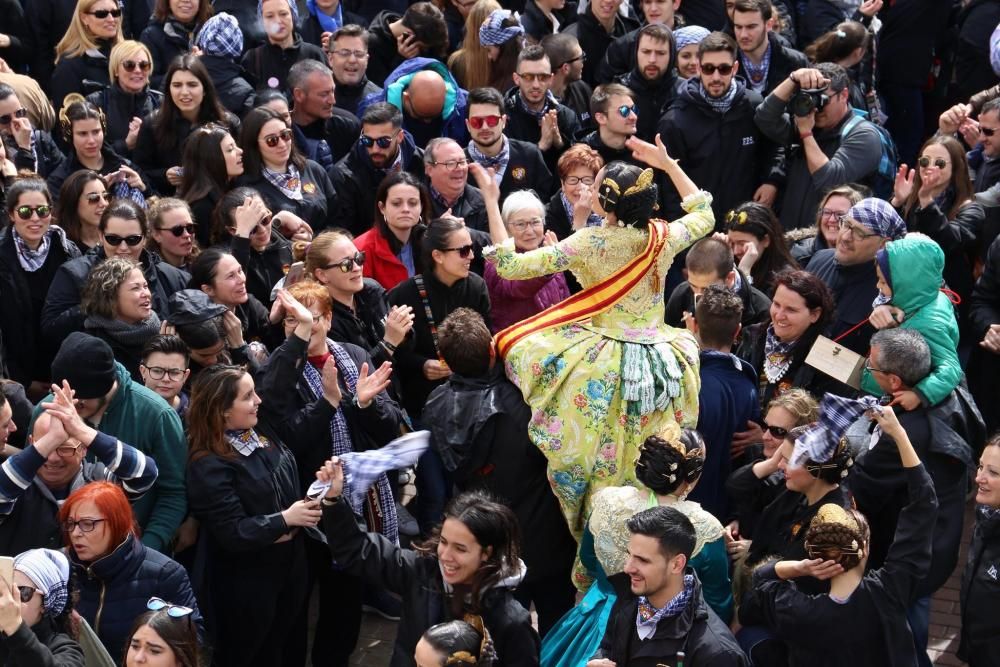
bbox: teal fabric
[860,235,961,405]
[694,537,734,624]
[384,60,458,119]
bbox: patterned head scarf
[791,393,881,468]
[674,26,710,51]
[195,13,244,59]
[479,10,524,47]
[14,549,71,617]
[846,198,906,241]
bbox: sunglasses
[516,72,553,83]
[147,597,194,618]
[0,108,27,125]
[88,8,122,18]
[982,127,997,137]
[468,115,502,130]
[617,104,638,118]
[763,423,789,439]
[917,156,948,169]
[700,63,735,76]
[104,233,144,246]
[159,223,196,237]
[14,205,51,220]
[360,134,393,149]
[262,128,294,148]
[85,192,112,204]
[321,251,366,273]
[442,244,474,259]
[16,586,37,603]
[122,59,151,72]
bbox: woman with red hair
[59,481,203,663]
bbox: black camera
[791,87,830,117]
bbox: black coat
[222,231,293,307]
[365,11,405,91]
[298,9,368,48]
[240,34,328,93]
[502,86,582,173]
[593,570,747,667]
[969,235,1000,432]
[333,76,383,118]
[139,18,199,90]
[200,54,256,119]
[86,85,164,156]
[597,21,682,85]
[564,7,640,86]
[237,159,339,232]
[960,502,1000,665]
[679,0,729,30]
[665,269,771,329]
[133,110,240,195]
[6,129,65,182]
[741,32,808,97]
[427,183,490,233]
[49,42,115,113]
[41,247,190,348]
[0,617,84,667]
[329,129,425,235]
[521,0,578,41]
[877,0,954,89]
[0,227,80,385]
[45,147,143,206]
[0,0,30,73]
[322,498,540,667]
[465,137,554,203]
[616,68,679,143]
[804,249,877,355]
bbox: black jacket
[565,6,640,86]
[222,231,292,307]
[333,76,383,118]
[521,0,579,41]
[388,271,491,418]
[133,110,240,195]
[877,0,954,89]
[804,249,877,355]
[139,18,199,90]
[502,86,582,172]
[238,159,339,232]
[665,269,771,329]
[366,11,405,89]
[45,146,143,206]
[659,78,782,223]
[465,137,555,203]
[329,129,425,235]
[86,85,164,156]
[617,68,679,143]
[41,247,190,348]
[0,227,80,385]
[740,32,808,97]
[322,498,540,667]
[597,20,683,85]
[6,130,65,179]
[427,183,489,233]
[298,8,367,48]
[49,42,114,113]
[0,617,84,667]
[680,0,729,31]
[593,570,746,667]
[953,0,1000,101]
[240,34,328,93]
[0,0,30,73]
[960,501,1000,665]
[200,54,256,119]
[294,110,362,170]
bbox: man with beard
[616,24,679,142]
[566,0,640,86]
[733,0,806,96]
[288,59,361,169]
[463,87,553,202]
[329,102,425,235]
[327,24,382,117]
[658,31,781,222]
[597,0,684,83]
[541,33,593,130]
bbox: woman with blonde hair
[51,0,124,113]
[447,0,503,91]
[85,40,163,155]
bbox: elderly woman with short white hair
[483,189,570,332]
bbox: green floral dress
[485,191,715,539]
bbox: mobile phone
[0,556,14,585]
[286,262,306,287]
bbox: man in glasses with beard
[463,87,553,202]
[329,102,426,235]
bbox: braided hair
[803,437,854,484]
[804,505,870,571]
[635,425,706,496]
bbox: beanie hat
[50,332,117,399]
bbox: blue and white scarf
[700,78,739,114]
[636,574,695,640]
[263,164,304,201]
[467,136,510,184]
[12,228,52,272]
[303,340,399,544]
[739,42,772,91]
[560,191,603,228]
[516,90,558,122]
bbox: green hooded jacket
[860,235,962,405]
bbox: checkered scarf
[516,90,558,122]
[263,164,304,201]
[636,574,694,640]
[791,393,881,468]
[225,428,270,456]
[700,77,739,114]
[303,340,399,544]
[467,136,510,183]
[195,12,243,59]
[479,10,524,46]
[109,179,147,209]
[12,227,52,272]
[339,432,428,510]
[739,42,771,89]
[763,324,798,384]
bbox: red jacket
[355,228,409,291]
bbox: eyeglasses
[159,223,196,237]
[430,158,468,170]
[981,127,997,137]
[763,423,789,439]
[328,48,369,59]
[55,442,85,458]
[143,365,187,380]
[700,62,735,76]
[85,192,112,204]
[88,8,122,18]
[836,217,878,241]
[16,586,37,603]
[918,156,948,169]
[562,53,586,66]
[820,208,849,219]
[14,205,51,220]
[517,72,553,83]
[617,104,638,118]
[360,134,394,149]
[320,251,366,273]
[864,357,885,373]
[262,129,294,148]
[0,108,27,125]
[563,175,595,186]
[509,217,544,232]
[442,244,474,258]
[122,60,151,72]
[468,115,502,130]
[104,233,144,246]
[147,597,194,618]
[62,518,105,533]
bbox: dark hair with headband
[724,201,798,294]
[124,607,202,666]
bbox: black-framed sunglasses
[917,156,948,169]
[700,63,735,76]
[0,108,27,125]
[16,585,37,604]
[147,597,194,618]
[982,127,997,137]
[85,192,112,204]
[104,233,144,247]
[360,134,393,149]
[14,205,51,220]
[616,104,638,118]
[763,423,789,439]
[122,59,151,72]
[88,8,122,18]
[262,128,294,148]
[322,251,366,273]
[442,244,474,259]
[159,223,196,237]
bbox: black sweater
[237,160,339,232]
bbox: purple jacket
[484,261,570,333]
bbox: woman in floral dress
[479,135,714,540]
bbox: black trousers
[294,535,363,667]
[513,574,577,639]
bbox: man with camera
[754,62,883,230]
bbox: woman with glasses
[50,0,123,115]
[545,144,605,241]
[789,185,864,266]
[178,123,244,245]
[56,170,110,251]
[188,248,271,344]
[140,0,214,90]
[237,107,338,232]
[43,199,190,351]
[211,187,292,307]
[723,201,799,296]
[133,54,239,196]
[124,598,202,667]
[149,198,199,270]
[0,178,81,397]
[59,481,202,664]
[85,41,164,157]
[0,549,83,666]
[483,190,569,332]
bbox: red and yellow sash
[494,219,669,358]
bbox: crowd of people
[1,0,1000,666]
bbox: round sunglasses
[122,59,151,72]
[917,156,948,169]
[616,104,638,118]
[360,134,393,149]
[14,205,51,220]
[85,192,112,204]
[262,129,294,148]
